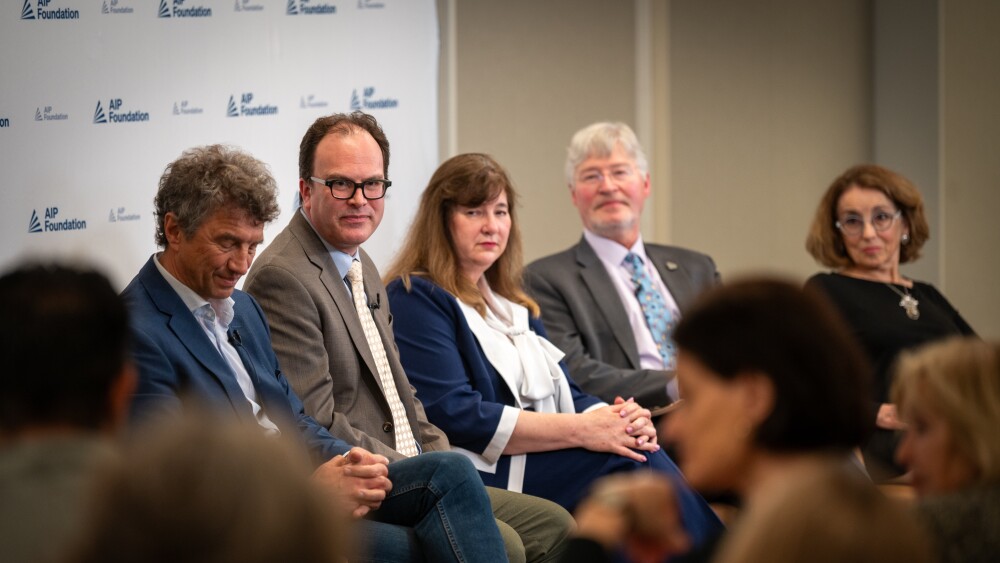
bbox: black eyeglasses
[309,176,391,200]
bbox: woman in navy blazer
[384,154,723,548]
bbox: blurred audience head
[665,277,872,493]
[0,261,133,436]
[806,163,929,268]
[892,336,1000,495]
[68,413,350,563]
[714,463,933,563]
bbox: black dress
[805,272,975,480]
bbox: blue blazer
[386,276,726,544]
[122,257,351,463]
[386,275,601,456]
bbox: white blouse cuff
[480,405,520,465]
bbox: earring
[902,233,910,244]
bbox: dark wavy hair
[673,278,873,452]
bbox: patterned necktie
[346,260,420,457]
[623,252,676,369]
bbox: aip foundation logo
[28,207,87,234]
[287,0,336,15]
[102,0,134,14]
[94,98,150,124]
[158,0,212,18]
[35,106,69,122]
[20,0,80,20]
[234,0,264,12]
[226,93,279,117]
[350,87,398,111]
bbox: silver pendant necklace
[885,283,920,320]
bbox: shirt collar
[299,208,358,279]
[583,229,649,267]
[153,253,234,326]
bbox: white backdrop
[0,0,439,288]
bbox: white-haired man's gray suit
[525,237,719,409]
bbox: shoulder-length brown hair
[384,153,539,317]
[805,164,929,268]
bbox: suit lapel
[139,259,258,425]
[647,246,695,313]
[289,214,385,392]
[574,238,642,368]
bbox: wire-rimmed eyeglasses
[835,209,901,236]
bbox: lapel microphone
[228,329,242,347]
[368,293,381,311]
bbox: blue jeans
[358,451,508,562]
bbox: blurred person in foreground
[662,278,874,561]
[0,262,134,563]
[121,144,508,562]
[67,413,350,563]
[558,472,690,563]
[383,152,723,549]
[713,462,932,563]
[805,164,975,481]
[892,336,1000,563]
[526,122,718,411]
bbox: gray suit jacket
[244,212,449,462]
[525,237,719,408]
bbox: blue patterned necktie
[623,252,676,369]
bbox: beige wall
[941,0,1000,338]
[667,0,873,280]
[440,0,638,259]
[440,0,999,338]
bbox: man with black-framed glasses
[245,112,573,563]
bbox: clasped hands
[582,396,660,462]
[312,447,392,518]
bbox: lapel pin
[665,261,679,271]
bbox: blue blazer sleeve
[387,277,603,454]
[234,295,355,463]
[386,277,514,455]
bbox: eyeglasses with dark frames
[309,176,391,200]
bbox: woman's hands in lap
[576,398,661,462]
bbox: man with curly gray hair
[123,144,509,562]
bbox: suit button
[382,422,393,433]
